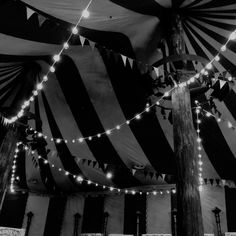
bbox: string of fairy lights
[10,142,176,195]
[2,3,236,125]
[195,101,204,191]
[3,0,93,124]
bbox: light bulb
[53,54,60,62]
[50,66,55,73]
[221,45,226,52]
[106,172,112,179]
[82,9,90,18]
[72,27,78,35]
[37,83,43,90]
[63,42,69,50]
[230,30,236,40]
[214,55,220,61]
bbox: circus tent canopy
[1,0,236,193]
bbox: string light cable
[4,0,93,124]
[12,142,176,195]
[3,10,236,124]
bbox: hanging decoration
[2,2,236,125]
[13,142,175,195]
[195,101,204,191]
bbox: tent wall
[0,186,230,235]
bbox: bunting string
[2,2,236,125]
[11,142,176,195]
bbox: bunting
[26,7,35,20]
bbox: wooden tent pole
[0,128,18,211]
[170,15,204,236]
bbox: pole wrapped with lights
[195,101,203,191]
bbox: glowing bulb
[228,121,233,128]
[126,120,130,125]
[56,139,61,143]
[206,63,212,69]
[59,168,62,171]
[196,109,200,114]
[217,118,221,122]
[156,101,160,106]
[33,90,38,96]
[116,125,120,130]
[206,112,211,117]
[72,27,78,35]
[145,107,150,112]
[106,130,111,135]
[198,161,203,166]
[43,75,48,82]
[228,76,233,81]
[88,136,92,140]
[214,55,220,61]
[79,138,83,143]
[65,171,69,176]
[197,119,201,124]
[53,54,60,62]
[110,187,114,191]
[44,160,48,164]
[230,30,236,40]
[76,176,83,182]
[190,77,195,83]
[72,139,75,143]
[29,96,34,102]
[50,66,55,73]
[63,42,69,50]
[221,45,226,52]
[82,9,90,18]
[200,69,205,74]
[106,172,113,179]
[164,92,169,97]
[97,134,101,138]
[153,191,157,195]
[131,190,136,195]
[172,189,176,194]
[135,114,141,120]
[37,83,43,90]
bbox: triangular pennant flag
[153,67,159,77]
[155,173,160,180]
[215,179,220,186]
[92,161,97,168]
[121,55,127,66]
[149,172,154,179]
[161,174,166,180]
[132,169,136,176]
[219,80,226,89]
[104,163,108,170]
[209,178,214,185]
[38,14,47,27]
[26,7,35,20]
[79,36,86,46]
[87,160,92,166]
[128,58,133,68]
[88,40,96,50]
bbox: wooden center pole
[170,15,204,236]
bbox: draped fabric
[0,0,236,193]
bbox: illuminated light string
[26,90,175,144]
[10,142,22,193]
[195,101,204,191]
[13,142,176,195]
[198,107,236,131]
[3,11,236,125]
[3,0,93,125]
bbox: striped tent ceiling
[1,0,236,193]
